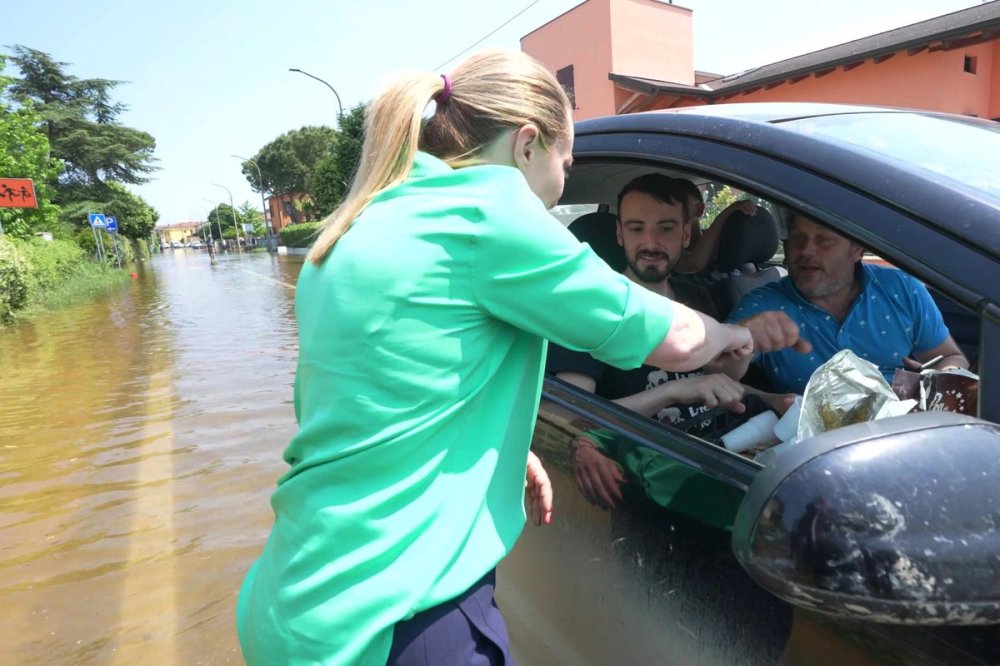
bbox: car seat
[713,208,785,319]
[567,211,626,272]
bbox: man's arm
[913,335,968,371]
[675,200,757,274]
[557,370,746,418]
[704,311,812,380]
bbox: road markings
[238,268,296,290]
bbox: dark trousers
[387,570,513,666]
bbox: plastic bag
[797,349,917,441]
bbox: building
[266,192,317,233]
[156,221,202,246]
[521,0,1000,121]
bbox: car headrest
[568,211,626,272]
[716,208,780,273]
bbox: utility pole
[211,184,243,254]
[232,154,274,252]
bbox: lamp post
[289,68,343,119]
[201,197,226,248]
[211,183,243,254]
[232,154,274,251]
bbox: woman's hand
[525,450,553,526]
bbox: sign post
[106,216,121,268]
[0,178,39,236]
[88,213,107,263]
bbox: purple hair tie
[436,74,452,105]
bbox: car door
[498,126,1000,665]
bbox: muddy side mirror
[733,411,1000,625]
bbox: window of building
[556,65,577,109]
[964,55,978,74]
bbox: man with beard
[547,174,799,508]
[727,213,968,395]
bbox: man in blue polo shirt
[727,214,967,394]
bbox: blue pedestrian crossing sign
[88,213,106,228]
[106,216,118,233]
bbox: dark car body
[498,104,1000,665]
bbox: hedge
[0,236,127,325]
[279,222,323,248]
[0,236,30,322]
[15,237,86,293]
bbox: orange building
[522,0,1000,121]
[266,192,317,233]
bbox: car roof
[573,103,1000,260]
[577,102,923,130]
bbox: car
[499,103,1000,665]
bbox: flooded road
[0,250,302,665]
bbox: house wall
[723,41,996,117]
[523,0,695,119]
[609,0,693,86]
[990,39,1000,119]
[522,0,615,120]
[267,193,315,233]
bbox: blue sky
[4,0,983,226]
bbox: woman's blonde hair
[306,49,572,263]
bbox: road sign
[106,216,118,233]
[0,178,38,209]
[88,213,106,228]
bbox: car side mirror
[733,411,1000,625]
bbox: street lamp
[211,183,243,254]
[289,68,343,119]
[201,197,226,246]
[231,153,274,249]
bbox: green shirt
[237,152,674,665]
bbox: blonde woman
[237,50,801,666]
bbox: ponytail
[307,50,572,264]
[307,72,443,263]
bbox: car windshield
[778,112,1000,199]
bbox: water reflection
[0,250,301,665]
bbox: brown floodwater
[0,250,303,665]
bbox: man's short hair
[617,174,688,224]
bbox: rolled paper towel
[772,396,803,443]
[721,410,779,453]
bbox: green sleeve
[472,168,674,370]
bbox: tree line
[237,104,366,228]
[1,46,159,253]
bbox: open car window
[547,159,986,468]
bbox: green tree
[56,183,159,242]
[237,201,265,235]
[8,46,158,189]
[243,126,335,196]
[0,56,64,238]
[313,104,366,216]
[207,203,239,238]
[6,46,158,227]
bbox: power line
[433,0,543,71]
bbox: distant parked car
[501,103,1000,666]
[189,240,205,249]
